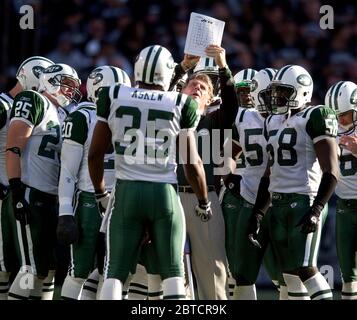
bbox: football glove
[57,215,78,245]
[247,212,263,248]
[296,205,322,234]
[95,191,110,216]
[195,200,212,222]
[9,178,30,225]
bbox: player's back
[97,84,199,184]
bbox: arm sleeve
[169,63,187,91]
[96,86,112,123]
[10,91,44,127]
[216,66,239,129]
[58,140,84,216]
[306,106,338,143]
[180,95,200,129]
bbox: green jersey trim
[306,105,338,141]
[96,86,111,122]
[180,95,199,129]
[63,110,89,145]
[10,90,45,127]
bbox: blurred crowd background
[0,0,356,104]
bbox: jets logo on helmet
[86,65,131,103]
[325,81,357,134]
[88,68,104,85]
[16,56,54,91]
[134,45,174,91]
[39,63,82,107]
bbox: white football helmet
[134,45,175,91]
[265,65,313,115]
[233,68,258,108]
[39,64,82,107]
[193,57,220,96]
[325,81,357,133]
[251,68,277,113]
[87,66,131,103]
[16,56,54,91]
[233,68,257,84]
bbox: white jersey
[11,90,62,194]
[233,108,268,204]
[266,105,338,196]
[336,128,357,199]
[0,92,13,185]
[97,85,200,184]
[61,102,115,192]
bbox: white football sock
[61,276,86,300]
[0,271,10,300]
[100,278,122,300]
[283,273,310,300]
[162,277,186,300]
[232,284,257,300]
[41,270,55,300]
[303,272,333,300]
[341,281,357,300]
[80,269,100,300]
[147,274,162,300]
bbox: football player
[0,56,54,299]
[325,81,357,299]
[6,63,81,299]
[57,66,130,299]
[249,65,338,300]
[88,45,210,300]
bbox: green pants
[336,197,357,283]
[221,190,280,285]
[0,195,20,273]
[269,192,328,272]
[69,190,103,278]
[105,180,185,283]
[221,190,243,276]
[14,187,58,277]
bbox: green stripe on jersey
[180,95,199,129]
[239,108,247,123]
[113,84,121,99]
[11,90,45,126]
[306,106,337,140]
[63,110,89,145]
[96,86,111,120]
